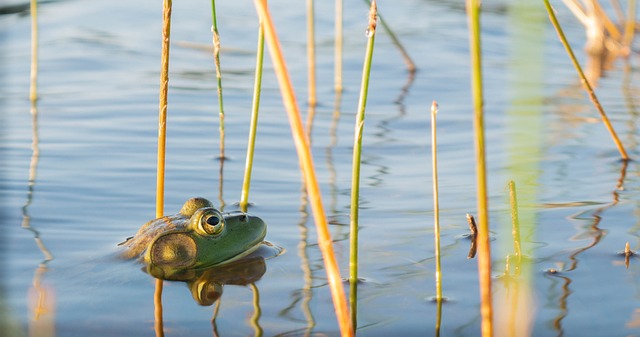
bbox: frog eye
[201,213,224,235]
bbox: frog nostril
[239,214,248,222]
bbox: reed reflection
[149,252,270,337]
[22,99,55,337]
[545,159,628,335]
[279,187,317,336]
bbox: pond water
[3,0,640,336]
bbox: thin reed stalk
[211,0,226,160]
[362,0,416,73]
[29,0,38,103]
[431,101,443,336]
[240,22,265,213]
[335,0,343,93]
[466,0,493,336]
[349,1,377,330]
[252,1,353,335]
[307,0,317,108]
[544,0,630,161]
[431,101,443,301]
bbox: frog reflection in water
[119,197,267,270]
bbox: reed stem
[431,101,443,337]
[431,101,443,301]
[154,2,172,334]
[252,1,353,335]
[544,0,630,161]
[211,0,226,160]
[240,21,265,213]
[349,2,377,330]
[466,0,493,335]
[29,0,38,103]
[156,0,172,219]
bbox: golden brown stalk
[252,1,353,335]
[156,0,172,218]
[155,1,172,335]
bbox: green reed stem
[362,0,416,73]
[431,101,443,337]
[240,22,265,213]
[431,101,443,301]
[253,1,353,335]
[349,1,377,330]
[335,0,343,93]
[544,0,629,161]
[466,0,493,336]
[211,0,226,160]
[307,0,317,108]
[29,0,38,103]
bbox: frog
[119,197,267,270]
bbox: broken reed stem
[349,1,377,330]
[508,181,522,266]
[29,0,38,103]
[362,0,416,73]
[335,0,343,93]
[252,1,353,335]
[431,101,443,301]
[211,0,226,160]
[240,21,265,213]
[307,0,317,107]
[465,0,493,336]
[544,0,629,161]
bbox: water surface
[3,0,640,336]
